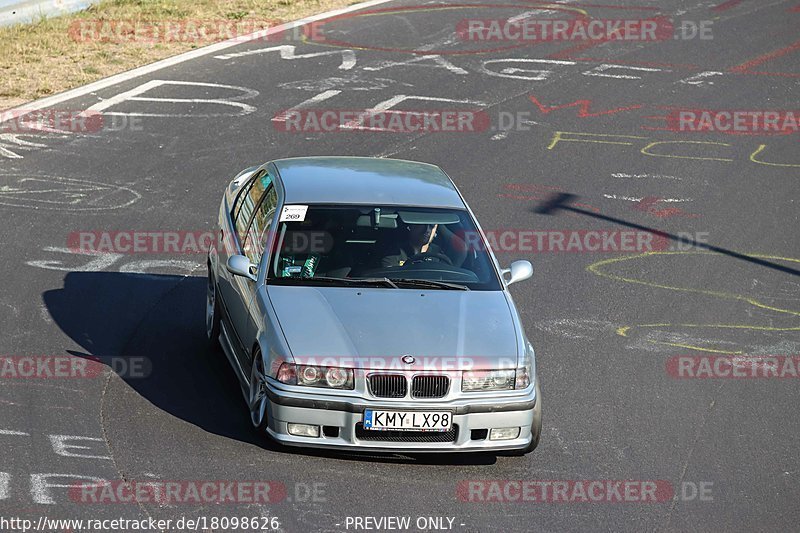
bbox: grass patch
[0,0,358,110]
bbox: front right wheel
[249,352,270,433]
[206,265,221,347]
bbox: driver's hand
[420,224,438,254]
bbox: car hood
[266,286,519,370]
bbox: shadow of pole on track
[534,192,800,277]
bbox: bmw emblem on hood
[401,355,415,365]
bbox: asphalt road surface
[1,0,799,531]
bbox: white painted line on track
[611,173,682,180]
[603,194,693,202]
[0,429,30,436]
[215,44,357,71]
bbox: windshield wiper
[387,278,470,291]
[271,276,468,290]
[272,276,398,288]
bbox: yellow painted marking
[646,340,743,355]
[547,131,648,150]
[637,324,800,332]
[750,144,800,168]
[588,251,800,318]
[588,251,800,352]
[538,130,794,170]
[640,141,734,162]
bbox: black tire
[249,351,271,434]
[206,265,221,348]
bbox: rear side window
[234,170,272,247]
[243,187,278,265]
[232,170,260,223]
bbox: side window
[231,178,251,223]
[243,186,278,266]
[234,170,272,247]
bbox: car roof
[271,157,466,209]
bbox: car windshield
[267,205,502,291]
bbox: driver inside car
[380,222,466,268]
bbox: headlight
[462,369,516,391]
[276,363,354,390]
[323,367,351,388]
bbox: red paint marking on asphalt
[574,202,602,213]
[529,95,642,117]
[499,185,601,213]
[570,58,800,77]
[633,197,662,212]
[730,39,800,72]
[640,114,672,132]
[330,3,527,17]
[633,197,700,219]
[789,4,800,12]
[527,2,660,10]
[498,193,544,202]
[500,192,599,213]
[711,0,744,12]
[548,36,614,60]
[653,207,701,219]
[321,2,589,56]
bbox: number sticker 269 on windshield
[280,205,308,222]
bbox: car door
[219,169,273,365]
[235,182,279,369]
[239,184,278,368]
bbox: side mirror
[503,260,533,286]
[226,255,257,282]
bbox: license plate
[363,410,452,432]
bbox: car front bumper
[261,382,541,453]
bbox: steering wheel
[407,252,453,266]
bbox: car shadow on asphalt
[43,271,501,466]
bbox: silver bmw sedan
[207,157,541,454]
